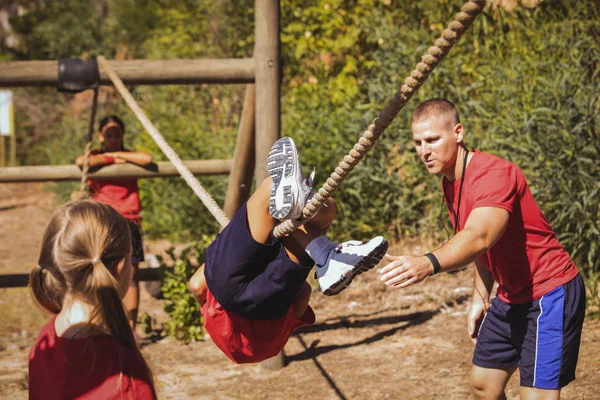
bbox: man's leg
[471,365,516,400]
[519,387,560,400]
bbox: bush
[158,235,215,343]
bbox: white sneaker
[267,137,314,220]
[316,236,388,296]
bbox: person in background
[76,115,152,331]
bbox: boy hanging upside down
[188,137,388,363]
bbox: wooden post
[255,0,286,370]
[0,136,5,167]
[254,0,280,183]
[223,85,256,218]
[9,95,15,166]
[9,110,15,166]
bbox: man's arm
[380,206,509,288]
[467,259,495,342]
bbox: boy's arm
[105,151,153,166]
[188,264,207,306]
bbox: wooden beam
[254,0,281,183]
[0,59,255,87]
[223,85,256,218]
[0,159,232,183]
[0,268,162,289]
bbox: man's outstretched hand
[379,254,433,289]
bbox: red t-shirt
[29,317,154,400]
[442,150,579,303]
[88,150,141,224]
[201,288,315,364]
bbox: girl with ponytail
[28,200,156,399]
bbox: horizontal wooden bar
[0,159,232,183]
[0,268,162,289]
[0,58,255,87]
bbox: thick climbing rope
[96,0,485,236]
[96,56,231,228]
[73,87,99,200]
[273,0,487,238]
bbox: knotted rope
[273,0,487,238]
[72,87,99,200]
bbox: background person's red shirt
[88,150,142,224]
[442,150,579,303]
[201,288,315,364]
[29,316,154,400]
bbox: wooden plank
[0,59,255,87]
[254,0,281,183]
[0,268,162,289]
[223,85,256,218]
[0,159,232,183]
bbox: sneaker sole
[267,137,299,220]
[322,239,389,296]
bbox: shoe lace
[335,240,363,253]
[303,168,316,202]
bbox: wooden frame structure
[0,0,280,285]
[0,0,287,369]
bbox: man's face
[412,115,462,177]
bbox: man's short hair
[411,98,460,128]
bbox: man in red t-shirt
[380,99,585,399]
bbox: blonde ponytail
[30,200,156,398]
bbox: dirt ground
[0,183,599,399]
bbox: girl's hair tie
[91,257,99,265]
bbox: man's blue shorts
[473,273,586,389]
[204,202,313,321]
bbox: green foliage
[584,270,600,319]
[9,0,105,59]
[7,0,599,311]
[158,236,214,343]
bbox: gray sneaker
[316,236,389,296]
[267,137,314,221]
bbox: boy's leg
[246,178,277,244]
[282,199,335,318]
[282,197,336,266]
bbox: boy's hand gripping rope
[273,0,487,238]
